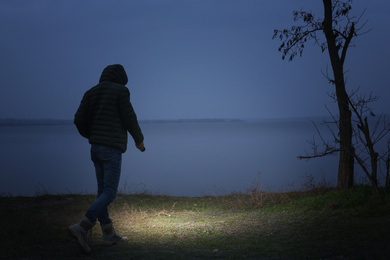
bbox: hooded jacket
[74,64,144,153]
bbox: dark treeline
[0,118,73,127]
[0,118,244,127]
[140,118,244,124]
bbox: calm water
[0,120,368,197]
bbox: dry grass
[1,186,390,259]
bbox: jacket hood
[99,64,128,85]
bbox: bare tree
[298,90,390,195]
[349,93,390,194]
[273,0,368,188]
[385,140,390,192]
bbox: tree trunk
[337,106,354,188]
[323,0,354,188]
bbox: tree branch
[340,22,355,65]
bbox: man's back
[74,64,144,153]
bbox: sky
[0,0,389,121]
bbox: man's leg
[87,144,128,245]
[86,144,122,225]
[69,144,125,252]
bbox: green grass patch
[1,186,389,259]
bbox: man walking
[69,64,145,253]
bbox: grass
[1,185,389,259]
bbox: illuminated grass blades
[1,186,390,259]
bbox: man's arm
[74,93,91,138]
[118,88,144,146]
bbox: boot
[69,217,95,253]
[100,222,128,245]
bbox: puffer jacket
[74,64,144,153]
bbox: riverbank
[1,185,389,259]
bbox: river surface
[0,120,372,196]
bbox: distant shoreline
[0,118,245,127]
[0,118,74,127]
[0,116,342,127]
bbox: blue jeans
[85,144,122,225]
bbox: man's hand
[136,142,145,152]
